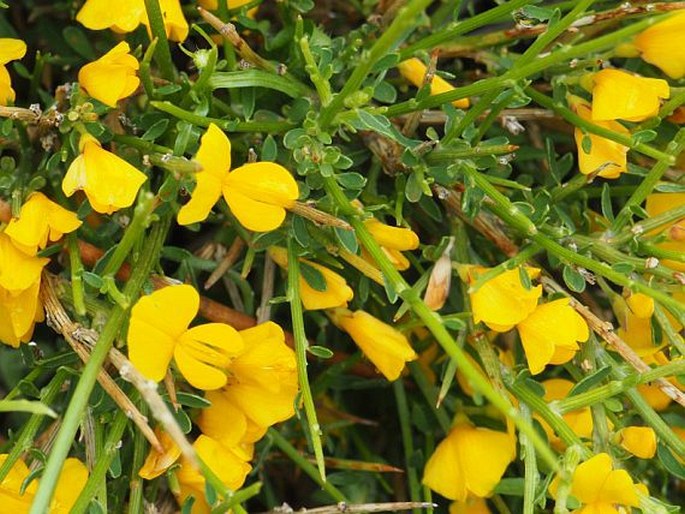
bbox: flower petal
[195,123,231,179]
[76,0,145,32]
[51,458,89,514]
[177,171,223,225]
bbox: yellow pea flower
[549,453,641,514]
[0,455,88,513]
[423,416,516,501]
[0,38,26,105]
[78,42,140,108]
[4,192,81,255]
[613,293,666,357]
[616,426,657,459]
[199,390,266,448]
[539,378,593,451]
[571,97,630,178]
[174,435,251,513]
[397,58,470,109]
[633,11,685,79]
[592,69,670,122]
[516,298,589,375]
[62,134,147,215]
[0,231,47,347]
[364,217,420,270]
[331,308,417,381]
[77,0,188,42]
[139,428,182,480]
[459,265,541,332]
[178,123,299,232]
[127,284,245,390]
[269,246,354,310]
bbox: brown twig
[204,237,246,290]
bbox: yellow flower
[174,435,251,514]
[0,38,26,105]
[539,379,593,450]
[211,321,298,428]
[571,98,630,178]
[178,123,299,232]
[139,428,182,480]
[269,246,354,310]
[460,265,541,332]
[364,218,420,270]
[633,11,685,79]
[645,193,685,271]
[127,284,245,390]
[591,69,670,122]
[516,298,589,375]
[199,390,266,448]
[4,192,81,255]
[613,293,666,357]
[617,426,657,459]
[423,417,516,501]
[449,498,491,514]
[0,232,47,347]
[332,308,417,381]
[397,58,470,109]
[77,0,188,42]
[549,453,641,514]
[78,42,140,108]
[0,455,88,513]
[62,134,147,214]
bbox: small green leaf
[657,443,685,479]
[335,226,358,254]
[308,345,334,359]
[0,399,57,417]
[175,392,212,408]
[568,366,612,396]
[562,265,586,293]
[581,134,592,154]
[601,183,614,222]
[141,119,169,141]
[300,262,327,292]
[611,262,635,274]
[336,172,366,190]
[82,271,104,289]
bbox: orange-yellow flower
[549,453,641,514]
[139,428,183,480]
[78,42,140,107]
[62,134,147,214]
[0,455,88,513]
[516,298,589,375]
[364,217,420,270]
[397,58,470,109]
[459,265,541,332]
[331,308,417,381]
[633,11,685,79]
[423,416,516,501]
[617,426,657,459]
[127,284,245,390]
[269,246,354,310]
[4,192,81,255]
[77,0,188,42]
[0,38,26,105]
[539,378,593,450]
[592,69,670,122]
[571,97,630,178]
[178,123,299,232]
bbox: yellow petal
[76,139,146,214]
[397,58,469,109]
[174,323,244,390]
[337,309,417,381]
[194,123,231,179]
[198,390,249,447]
[0,39,26,65]
[423,425,467,501]
[617,426,657,459]
[625,292,655,319]
[222,321,298,427]
[127,285,199,382]
[573,102,630,178]
[4,192,81,254]
[51,458,89,514]
[449,498,491,514]
[223,162,298,209]
[78,42,140,107]
[142,0,189,42]
[364,218,420,251]
[0,454,34,509]
[76,0,145,32]
[634,11,685,79]
[645,192,685,236]
[139,428,182,479]
[0,233,48,294]
[177,171,223,225]
[592,69,670,122]
[176,435,251,492]
[539,379,593,450]
[0,281,42,347]
[0,65,15,105]
[222,187,287,232]
[299,260,354,310]
[467,266,542,329]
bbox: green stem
[323,176,560,472]
[609,127,685,234]
[520,405,538,514]
[526,87,675,163]
[653,304,685,355]
[71,408,130,513]
[267,428,346,502]
[286,240,326,482]
[608,202,685,246]
[319,0,434,127]
[393,381,422,514]
[67,233,86,317]
[143,0,175,81]
[127,402,148,514]
[29,216,170,514]
[425,144,519,163]
[300,34,333,106]
[409,362,452,433]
